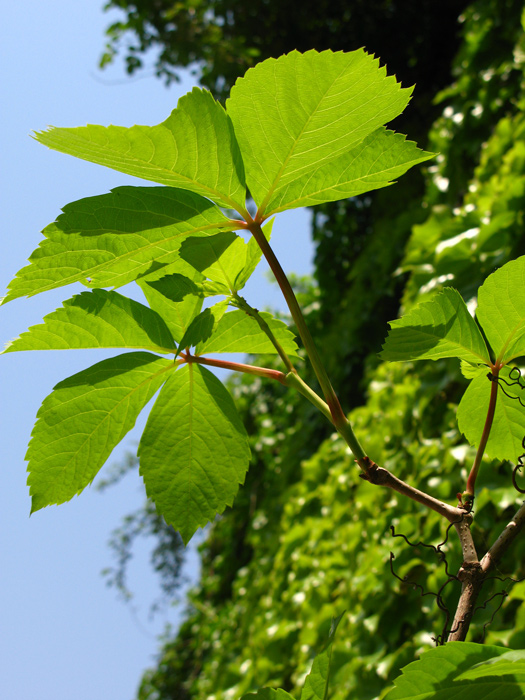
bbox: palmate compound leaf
[27,352,174,513]
[476,255,525,363]
[197,309,299,356]
[380,287,490,364]
[263,128,435,215]
[226,49,413,214]
[3,289,176,354]
[138,363,251,544]
[383,642,525,700]
[34,88,246,210]
[457,364,525,462]
[2,187,235,303]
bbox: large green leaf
[197,309,298,356]
[457,365,525,461]
[226,49,412,213]
[27,352,173,512]
[2,187,234,302]
[34,88,246,210]
[477,256,525,363]
[384,642,525,700]
[264,129,434,215]
[139,272,204,344]
[381,288,490,363]
[3,289,175,354]
[138,363,251,544]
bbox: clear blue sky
[1,2,312,699]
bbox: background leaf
[384,642,524,700]
[197,309,298,356]
[300,613,343,700]
[138,363,251,544]
[476,255,525,363]
[241,691,294,700]
[34,88,246,210]
[381,287,490,363]
[226,49,412,213]
[265,129,434,215]
[457,365,525,461]
[2,187,233,303]
[27,352,173,513]
[3,289,175,354]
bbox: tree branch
[481,499,525,574]
[359,462,461,522]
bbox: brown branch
[481,500,525,574]
[447,500,525,640]
[360,462,462,522]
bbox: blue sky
[1,3,313,699]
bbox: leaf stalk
[231,292,297,374]
[246,220,366,460]
[465,367,500,496]
[182,352,288,385]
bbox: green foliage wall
[94,1,525,698]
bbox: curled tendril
[474,572,525,640]
[474,591,508,642]
[512,435,525,494]
[389,518,464,645]
[488,367,525,407]
[487,370,525,493]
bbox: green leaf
[2,187,234,302]
[197,309,298,356]
[227,49,412,213]
[457,365,525,461]
[27,352,173,512]
[240,691,294,700]
[3,290,175,354]
[34,88,246,210]
[384,642,524,700]
[139,272,204,344]
[177,300,229,356]
[381,288,490,364]
[476,255,525,363]
[138,363,251,543]
[460,360,487,380]
[456,649,525,681]
[179,232,248,292]
[301,613,343,700]
[179,220,274,292]
[264,128,435,215]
